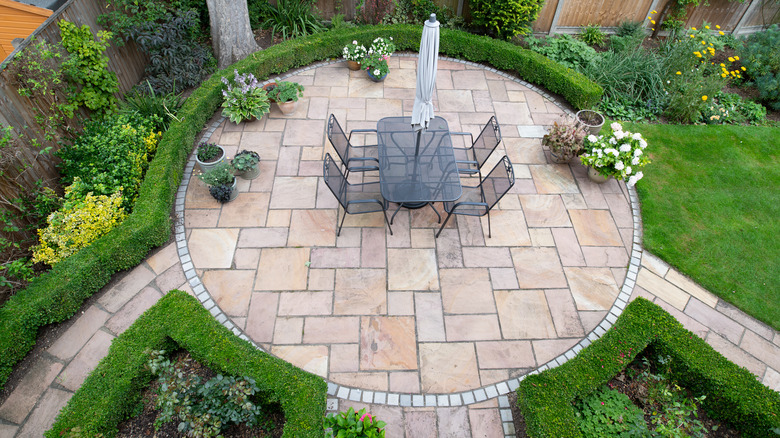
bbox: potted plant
[576,109,605,135]
[364,37,395,82]
[268,81,304,115]
[194,142,225,173]
[232,150,261,180]
[579,122,651,185]
[342,40,368,70]
[324,407,386,437]
[262,81,278,102]
[221,69,271,124]
[198,161,238,203]
[542,120,586,163]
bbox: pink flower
[360,412,373,422]
[601,402,605,405]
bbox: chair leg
[435,212,454,238]
[487,210,492,238]
[336,206,348,236]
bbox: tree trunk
[206,0,260,69]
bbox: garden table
[376,116,462,223]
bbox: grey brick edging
[174,57,643,436]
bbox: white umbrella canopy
[411,13,440,133]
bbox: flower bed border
[516,297,780,438]
[0,24,603,390]
[45,290,326,438]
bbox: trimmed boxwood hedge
[0,24,603,390]
[45,290,327,438]
[516,298,780,438]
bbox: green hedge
[46,290,327,438]
[0,24,603,390]
[516,298,780,437]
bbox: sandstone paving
[7,59,780,438]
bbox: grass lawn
[625,123,779,330]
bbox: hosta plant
[221,70,270,124]
[580,122,650,185]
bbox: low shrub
[261,0,326,39]
[575,386,648,437]
[516,298,780,438]
[741,24,780,111]
[470,0,545,40]
[32,190,127,266]
[57,112,162,212]
[0,24,602,391]
[525,34,598,70]
[121,81,185,132]
[700,92,767,125]
[128,9,215,94]
[46,290,327,438]
[578,24,606,47]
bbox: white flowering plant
[342,40,367,62]
[363,51,390,78]
[369,36,395,57]
[579,122,651,186]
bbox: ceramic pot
[228,178,239,202]
[367,69,387,82]
[587,166,610,184]
[346,60,361,71]
[549,149,572,164]
[277,100,297,115]
[576,110,605,135]
[195,146,225,173]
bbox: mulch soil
[116,350,285,438]
[510,353,742,437]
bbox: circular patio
[180,55,639,410]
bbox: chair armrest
[448,131,474,147]
[347,128,378,145]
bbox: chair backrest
[327,114,350,164]
[480,155,515,211]
[472,116,502,169]
[323,153,348,208]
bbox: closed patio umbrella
[411,13,440,146]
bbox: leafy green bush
[700,92,767,125]
[324,407,386,437]
[46,290,327,438]
[579,24,606,47]
[381,0,462,29]
[57,113,162,211]
[129,9,215,94]
[470,0,544,40]
[32,190,127,266]
[261,0,325,40]
[99,0,208,43]
[581,49,665,115]
[741,24,780,110]
[615,20,645,37]
[575,386,648,437]
[146,350,267,437]
[516,298,780,438]
[57,21,119,118]
[526,34,597,70]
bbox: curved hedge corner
[45,290,327,438]
[516,298,780,438]
[0,24,603,390]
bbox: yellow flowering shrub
[32,189,127,266]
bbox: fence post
[733,0,761,35]
[549,0,566,35]
[645,0,663,29]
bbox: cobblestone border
[174,56,643,437]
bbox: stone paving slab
[3,58,779,438]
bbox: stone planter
[195,146,225,173]
[238,165,261,180]
[576,110,605,135]
[549,148,574,164]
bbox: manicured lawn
[626,123,779,330]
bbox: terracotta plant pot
[262,82,278,102]
[576,110,605,135]
[277,100,297,115]
[346,60,361,71]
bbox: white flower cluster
[342,40,368,61]
[580,122,650,186]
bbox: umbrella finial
[429,13,437,23]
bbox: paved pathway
[0,57,777,438]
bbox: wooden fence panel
[685,0,751,31]
[533,0,560,32]
[746,0,780,26]
[556,0,655,28]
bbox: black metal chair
[327,114,379,177]
[450,116,502,177]
[435,155,515,238]
[323,153,393,236]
